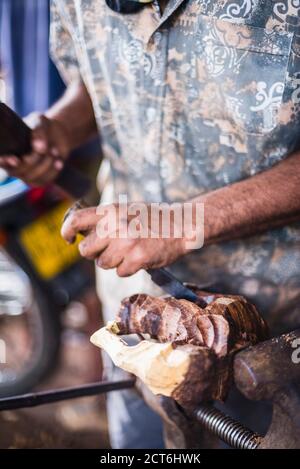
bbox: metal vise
[139,329,300,449]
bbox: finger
[51,147,60,157]
[78,231,110,260]
[33,115,68,160]
[0,156,20,169]
[26,114,64,161]
[10,153,45,179]
[32,129,49,155]
[117,259,140,277]
[51,139,69,160]
[24,155,59,185]
[23,152,42,166]
[96,239,133,269]
[53,158,64,171]
[116,244,147,277]
[61,207,99,243]
[6,156,20,167]
[31,115,51,154]
[0,161,16,171]
[24,153,63,175]
[51,147,65,164]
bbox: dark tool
[234,328,300,449]
[139,328,300,449]
[0,102,91,199]
[0,379,135,411]
[147,267,207,308]
[138,380,262,450]
[194,405,260,449]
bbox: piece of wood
[91,324,231,408]
[113,292,269,356]
[91,291,269,407]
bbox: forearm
[193,151,300,246]
[45,80,98,151]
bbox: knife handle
[0,103,91,199]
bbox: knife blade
[147,267,207,308]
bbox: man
[1,0,300,448]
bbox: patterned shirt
[50,0,300,332]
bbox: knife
[62,201,210,308]
[0,102,91,199]
[147,267,207,308]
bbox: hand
[0,113,72,186]
[61,203,189,277]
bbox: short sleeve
[49,0,82,85]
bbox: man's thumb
[30,115,50,154]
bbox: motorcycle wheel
[0,252,61,397]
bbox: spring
[194,405,261,449]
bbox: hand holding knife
[63,199,209,306]
[0,102,91,199]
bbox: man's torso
[51,0,300,331]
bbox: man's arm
[0,80,97,185]
[198,150,300,246]
[61,149,300,277]
[45,80,98,151]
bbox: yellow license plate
[20,201,81,280]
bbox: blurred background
[0,0,108,448]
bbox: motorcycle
[0,171,94,397]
